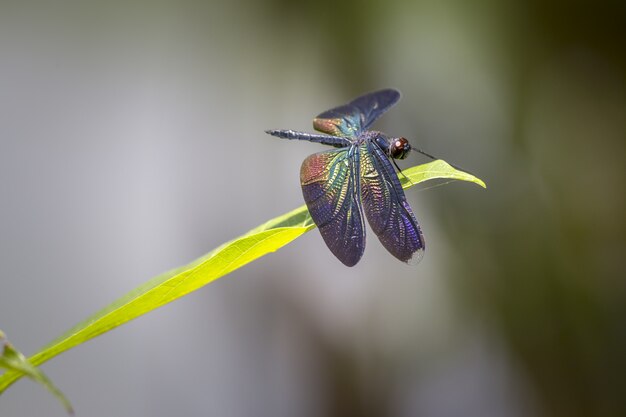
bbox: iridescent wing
[313,89,401,138]
[360,141,425,263]
[300,147,365,266]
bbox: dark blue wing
[313,89,401,138]
[360,140,425,264]
[300,146,365,266]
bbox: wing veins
[360,139,424,263]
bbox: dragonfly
[266,89,425,266]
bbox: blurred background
[1,0,624,416]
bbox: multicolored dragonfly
[266,89,424,266]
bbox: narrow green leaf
[0,160,484,393]
[400,159,487,189]
[0,331,73,414]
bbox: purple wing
[300,147,365,266]
[360,141,425,264]
[313,89,401,138]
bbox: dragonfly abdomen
[266,129,350,148]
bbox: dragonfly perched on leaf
[267,89,428,267]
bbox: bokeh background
[1,0,624,416]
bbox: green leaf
[0,160,484,393]
[0,330,73,414]
[400,159,487,189]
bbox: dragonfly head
[389,137,412,160]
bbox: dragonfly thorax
[369,132,412,160]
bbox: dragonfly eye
[390,137,411,159]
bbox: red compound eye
[390,137,411,159]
